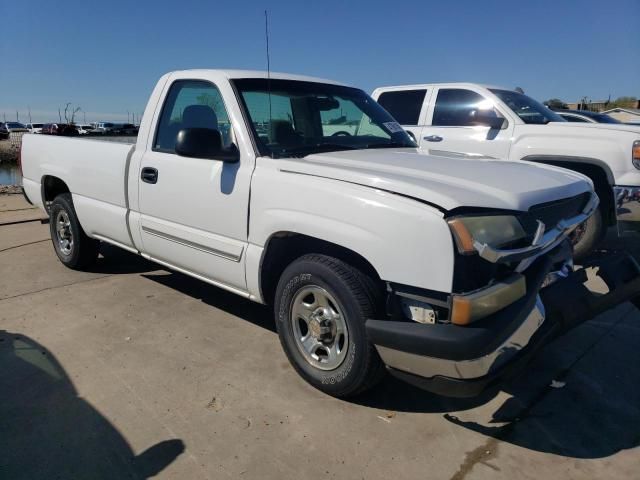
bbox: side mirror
[471,111,507,130]
[175,128,239,162]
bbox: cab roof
[169,69,350,87]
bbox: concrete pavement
[1,194,638,479]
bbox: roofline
[372,82,512,92]
[168,69,351,87]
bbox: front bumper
[366,250,640,397]
[614,185,640,235]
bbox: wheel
[570,204,605,261]
[274,254,385,397]
[49,193,99,269]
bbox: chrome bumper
[376,296,545,380]
[614,185,640,235]
[473,192,599,264]
[368,252,640,398]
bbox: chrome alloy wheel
[290,285,349,371]
[55,210,74,256]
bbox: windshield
[7,122,26,129]
[490,89,565,125]
[233,78,416,158]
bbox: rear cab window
[377,89,427,126]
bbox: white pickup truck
[372,83,640,258]
[20,70,640,398]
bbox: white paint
[21,70,593,305]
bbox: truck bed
[21,133,136,249]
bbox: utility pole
[28,106,32,123]
[83,111,86,123]
[16,111,19,122]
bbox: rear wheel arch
[259,232,384,307]
[41,175,71,212]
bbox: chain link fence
[0,133,25,163]
[9,132,26,150]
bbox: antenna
[265,10,273,157]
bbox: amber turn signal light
[448,218,476,254]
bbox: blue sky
[1,0,638,123]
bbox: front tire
[274,254,385,397]
[49,193,99,269]
[570,204,605,260]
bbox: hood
[548,121,640,134]
[277,149,592,212]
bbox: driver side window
[432,89,496,127]
[154,80,231,153]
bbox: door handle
[423,135,443,142]
[141,167,158,184]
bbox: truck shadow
[137,247,639,460]
[80,244,158,275]
[441,320,640,459]
[142,271,277,333]
[0,330,185,479]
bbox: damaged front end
[366,192,640,397]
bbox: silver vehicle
[26,123,44,134]
[76,124,95,135]
[93,122,117,134]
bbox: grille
[528,192,591,231]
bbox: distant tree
[608,96,638,109]
[63,103,81,124]
[545,98,567,109]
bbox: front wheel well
[259,232,383,306]
[528,160,615,226]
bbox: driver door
[137,79,253,292]
[421,88,513,159]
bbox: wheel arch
[522,155,616,226]
[259,231,383,306]
[41,175,71,212]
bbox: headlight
[633,140,640,170]
[447,215,529,255]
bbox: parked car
[41,123,79,136]
[25,123,44,134]
[4,122,29,133]
[372,83,640,258]
[554,109,622,124]
[0,122,9,140]
[113,123,138,135]
[76,124,95,135]
[92,122,117,134]
[20,70,640,399]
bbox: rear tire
[49,193,99,269]
[274,254,385,397]
[570,204,605,261]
